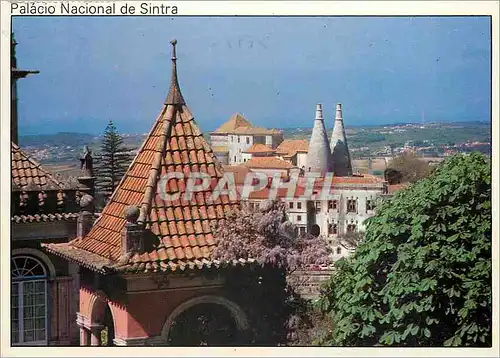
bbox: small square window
[297,202,302,209]
[328,200,338,210]
[297,215,302,222]
[289,202,294,209]
[328,223,338,235]
[347,199,357,213]
[366,199,375,212]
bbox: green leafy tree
[318,153,491,347]
[95,120,133,204]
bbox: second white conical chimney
[330,103,352,176]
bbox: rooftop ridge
[138,105,175,224]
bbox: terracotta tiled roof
[387,183,410,194]
[11,142,66,191]
[212,113,253,133]
[275,139,309,156]
[12,213,79,223]
[44,41,240,274]
[222,165,251,185]
[243,144,275,154]
[242,156,293,170]
[211,113,281,135]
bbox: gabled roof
[211,113,282,135]
[242,156,293,170]
[44,40,241,274]
[222,165,250,185]
[243,143,275,154]
[11,142,66,191]
[275,139,309,156]
[212,113,253,133]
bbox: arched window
[11,256,48,345]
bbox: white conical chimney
[305,104,333,174]
[330,103,352,176]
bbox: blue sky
[13,16,491,135]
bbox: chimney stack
[305,104,333,174]
[77,145,96,196]
[77,194,95,238]
[330,103,353,176]
[122,206,144,254]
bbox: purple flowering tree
[212,200,332,271]
[212,200,332,345]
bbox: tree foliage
[94,120,133,204]
[387,152,433,183]
[318,153,491,347]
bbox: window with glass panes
[11,256,48,345]
[347,199,357,213]
[328,223,338,235]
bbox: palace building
[220,102,387,263]
[210,113,283,165]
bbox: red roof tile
[242,144,275,154]
[275,139,309,156]
[11,142,66,191]
[242,156,293,170]
[388,183,410,194]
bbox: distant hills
[19,132,98,148]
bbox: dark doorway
[100,305,115,346]
[167,303,239,346]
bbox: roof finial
[165,38,185,105]
[171,38,177,60]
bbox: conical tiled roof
[44,41,241,273]
[330,103,353,176]
[305,104,332,174]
